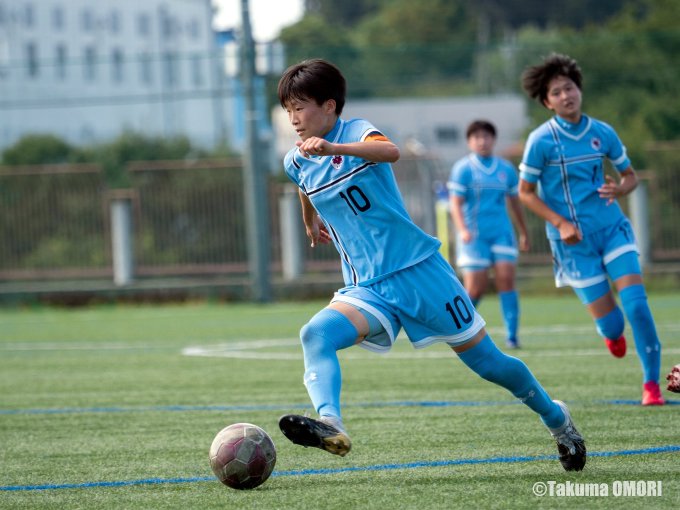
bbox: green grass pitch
[1,294,679,509]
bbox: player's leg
[279,303,365,456]
[494,261,520,348]
[491,235,521,348]
[550,236,626,357]
[462,269,488,308]
[394,253,585,471]
[456,237,491,307]
[573,281,627,358]
[453,330,585,471]
[607,253,663,405]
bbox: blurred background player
[519,53,664,406]
[448,120,530,349]
[276,58,586,471]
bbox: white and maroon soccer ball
[209,423,276,490]
[667,364,680,393]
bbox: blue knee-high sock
[458,335,564,428]
[499,290,519,342]
[595,306,625,340]
[619,285,661,383]
[300,309,357,419]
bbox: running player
[519,53,664,406]
[276,58,586,471]
[448,120,530,348]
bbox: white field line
[3,323,679,360]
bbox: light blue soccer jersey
[520,115,631,240]
[283,118,441,287]
[447,154,518,240]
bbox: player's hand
[597,175,622,206]
[297,137,336,158]
[518,233,530,252]
[306,215,331,247]
[460,229,473,243]
[558,220,582,245]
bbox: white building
[0,0,232,151]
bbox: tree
[1,134,76,165]
[513,0,680,166]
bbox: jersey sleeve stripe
[519,163,542,176]
[611,152,628,166]
[447,182,466,193]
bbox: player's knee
[300,308,358,352]
[300,318,328,354]
[595,306,625,340]
[619,284,649,322]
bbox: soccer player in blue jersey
[519,53,664,406]
[448,120,530,349]
[276,58,586,471]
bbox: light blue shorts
[331,252,486,353]
[549,218,639,289]
[456,230,518,271]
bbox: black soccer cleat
[279,414,352,457]
[550,400,586,471]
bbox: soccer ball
[209,423,277,490]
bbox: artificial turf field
[1,294,679,509]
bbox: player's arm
[297,135,399,163]
[597,167,638,205]
[519,179,582,245]
[298,189,331,247]
[507,195,530,252]
[449,195,472,243]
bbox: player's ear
[324,99,336,114]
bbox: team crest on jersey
[331,155,343,169]
[591,137,602,151]
[498,170,507,183]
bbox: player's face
[543,75,582,123]
[467,130,495,157]
[284,97,337,141]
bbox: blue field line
[0,400,521,415]
[2,445,678,492]
[1,398,677,416]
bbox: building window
[26,42,38,78]
[84,46,96,81]
[53,6,64,30]
[161,13,174,38]
[112,48,123,82]
[435,125,460,143]
[25,4,34,28]
[0,39,8,79]
[188,19,200,40]
[163,51,179,86]
[137,13,150,36]
[56,44,67,80]
[82,9,93,31]
[191,53,203,87]
[139,52,153,85]
[110,10,120,34]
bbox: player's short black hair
[466,120,497,139]
[521,53,583,106]
[277,59,346,115]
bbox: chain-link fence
[2,150,680,286]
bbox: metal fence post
[279,184,304,281]
[110,191,135,286]
[629,178,651,268]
